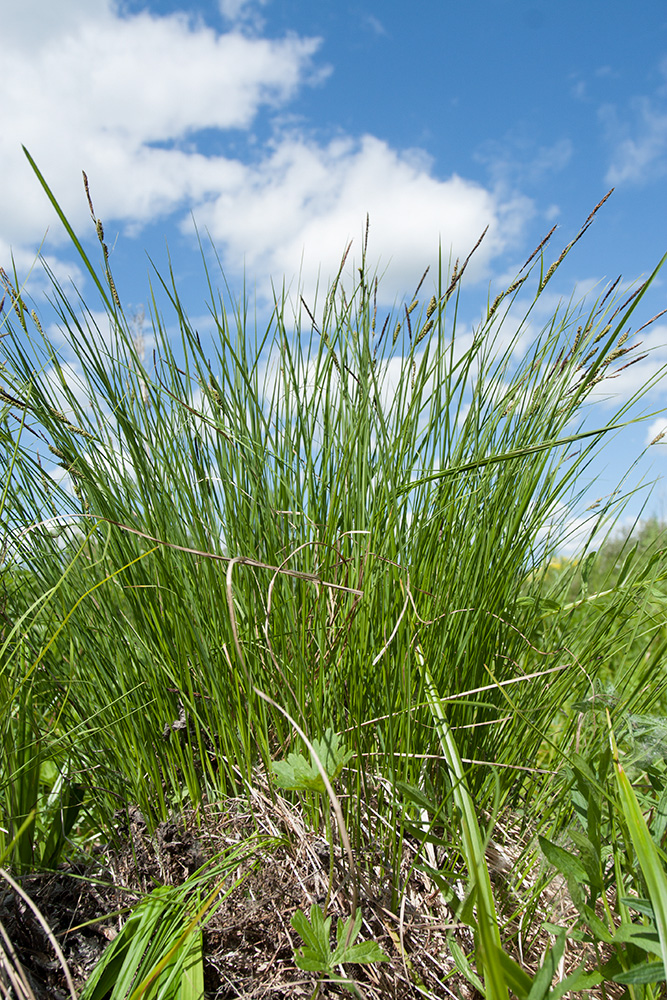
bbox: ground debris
[0,783,614,999]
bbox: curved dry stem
[0,868,76,1000]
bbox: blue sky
[2,0,667,546]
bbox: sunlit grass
[2,158,667,994]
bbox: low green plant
[532,711,667,996]
[271,728,353,796]
[270,724,389,992]
[291,904,389,996]
[418,648,597,1000]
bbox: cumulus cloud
[193,134,532,305]
[1,2,323,242]
[1,0,531,309]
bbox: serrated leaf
[337,940,390,965]
[311,729,353,782]
[271,752,324,793]
[272,730,352,794]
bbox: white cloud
[0,1,531,310]
[588,323,667,406]
[1,0,108,47]
[218,0,270,29]
[1,2,323,246]
[483,137,573,188]
[193,135,532,305]
[601,60,667,185]
[602,100,667,185]
[0,237,87,310]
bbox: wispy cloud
[218,0,271,30]
[601,59,667,185]
[476,136,573,190]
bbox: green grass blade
[418,646,508,1000]
[22,146,116,314]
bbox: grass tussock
[2,153,667,996]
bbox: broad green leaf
[332,910,389,965]
[272,751,326,793]
[568,829,603,894]
[334,909,363,952]
[420,654,508,1000]
[613,922,662,957]
[293,953,330,973]
[638,549,663,582]
[581,551,596,590]
[396,780,439,815]
[447,933,485,994]
[538,836,589,885]
[616,541,638,586]
[526,928,566,1000]
[579,903,612,943]
[488,944,533,1000]
[176,931,204,1000]
[80,900,162,1000]
[612,960,666,985]
[311,729,354,783]
[272,730,352,794]
[620,897,655,919]
[547,965,603,1000]
[476,892,512,1000]
[337,940,390,965]
[291,905,332,960]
